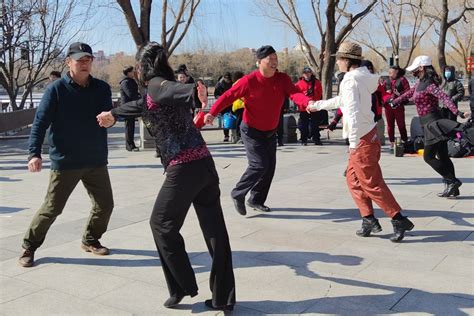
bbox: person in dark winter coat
[214,72,233,141]
[97,43,235,311]
[19,42,114,268]
[441,65,465,121]
[120,66,141,151]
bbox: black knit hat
[256,45,276,59]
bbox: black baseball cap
[67,42,93,60]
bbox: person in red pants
[307,42,414,242]
[383,65,410,148]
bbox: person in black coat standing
[441,65,465,121]
[120,66,141,151]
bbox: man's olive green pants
[22,166,114,251]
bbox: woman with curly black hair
[97,42,235,311]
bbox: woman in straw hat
[307,42,414,242]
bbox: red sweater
[209,70,310,131]
[294,76,322,112]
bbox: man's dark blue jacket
[29,74,112,170]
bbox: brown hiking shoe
[19,249,35,267]
[81,242,110,256]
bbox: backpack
[404,139,416,154]
[447,139,471,158]
[413,136,424,151]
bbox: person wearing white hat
[391,55,470,198]
[307,42,413,242]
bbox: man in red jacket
[204,45,312,215]
[294,67,323,145]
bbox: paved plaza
[0,103,473,315]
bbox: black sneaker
[232,196,246,216]
[247,201,271,212]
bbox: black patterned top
[112,77,210,170]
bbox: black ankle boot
[390,216,414,242]
[437,179,449,197]
[442,179,462,198]
[356,217,382,237]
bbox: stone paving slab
[1,103,473,315]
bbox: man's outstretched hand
[97,111,116,128]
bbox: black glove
[328,121,337,131]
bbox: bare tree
[116,0,201,56]
[445,19,473,78]
[420,0,473,71]
[0,0,92,111]
[351,0,434,69]
[257,0,377,98]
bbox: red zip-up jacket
[294,76,322,112]
[209,70,310,131]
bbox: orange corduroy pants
[346,128,401,218]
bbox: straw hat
[332,42,363,60]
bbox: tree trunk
[437,27,447,72]
[437,1,449,71]
[8,94,18,112]
[323,1,337,99]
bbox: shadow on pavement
[0,206,26,214]
[385,177,474,185]
[0,176,22,182]
[254,207,474,228]
[32,251,473,315]
[33,250,363,280]
[234,275,473,315]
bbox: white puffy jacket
[310,67,379,148]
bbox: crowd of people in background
[19,40,473,312]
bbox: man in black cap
[204,45,313,215]
[19,42,115,267]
